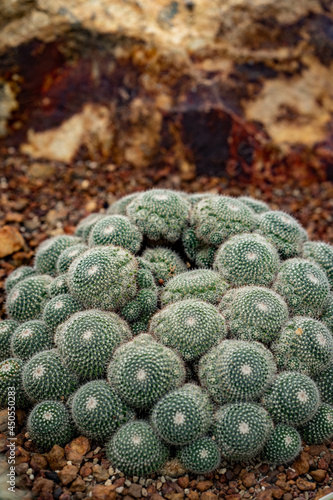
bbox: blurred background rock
[0,0,333,182]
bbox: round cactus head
[27,400,74,451]
[161,269,229,307]
[191,196,256,246]
[75,213,106,242]
[88,215,143,254]
[57,310,132,380]
[299,403,333,445]
[5,266,36,294]
[150,299,227,361]
[0,358,28,409]
[67,245,139,310]
[273,258,330,317]
[257,210,304,258]
[22,349,79,404]
[0,320,19,361]
[151,384,213,445]
[35,235,81,276]
[262,371,320,426]
[199,340,276,404]
[302,241,333,288]
[214,233,280,287]
[10,320,53,362]
[314,365,333,405]
[106,420,169,476]
[177,436,221,474]
[56,243,89,274]
[126,189,190,242]
[107,193,139,216]
[47,274,69,297]
[142,247,187,284]
[107,334,186,409]
[71,379,134,442]
[6,275,53,322]
[218,286,289,344]
[213,402,273,461]
[261,424,302,464]
[238,196,270,215]
[272,316,333,376]
[42,294,82,332]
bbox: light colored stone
[0,225,25,258]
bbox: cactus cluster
[2,189,333,475]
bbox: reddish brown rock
[30,453,48,472]
[91,484,117,500]
[165,493,184,500]
[69,477,86,492]
[0,225,25,258]
[308,445,328,456]
[317,458,329,470]
[177,476,189,489]
[151,495,165,500]
[92,464,109,483]
[241,472,256,488]
[201,493,218,500]
[31,477,54,495]
[45,445,67,470]
[196,481,213,492]
[291,452,310,476]
[0,434,9,453]
[57,464,79,485]
[271,487,284,499]
[311,470,327,483]
[80,462,93,477]
[127,483,143,498]
[6,445,30,465]
[64,436,91,465]
[186,491,200,500]
[296,478,316,491]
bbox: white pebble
[139,477,145,485]
[156,481,162,490]
[104,479,112,486]
[93,447,101,454]
[29,474,34,480]
[132,476,139,483]
[26,468,32,475]
[160,476,166,483]
[116,486,124,494]
[108,467,115,475]
[142,488,148,497]
[125,479,132,487]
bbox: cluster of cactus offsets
[273,258,330,317]
[257,211,306,258]
[127,189,190,243]
[150,299,226,360]
[56,243,89,274]
[71,380,134,441]
[151,384,213,445]
[0,320,19,360]
[161,269,229,306]
[27,400,74,450]
[4,266,36,293]
[218,286,289,344]
[35,235,81,276]
[199,340,276,404]
[57,310,132,380]
[10,320,53,361]
[262,371,320,426]
[142,247,187,284]
[302,241,333,288]
[22,349,79,403]
[261,424,302,464]
[0,358,27,408]
[272,317,333,376]
[213,403,274,461]
[2,189,333,473]
[6,275,53,322]
[107,334,186,409]
[214,233,280,287]
[89,215,143,253]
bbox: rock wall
[1,0,333,182]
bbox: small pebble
[116,486,124,494]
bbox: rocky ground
[0,151,333,499]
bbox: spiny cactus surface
[2,190,333,475]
